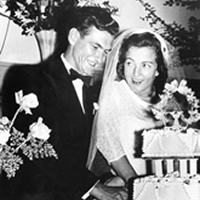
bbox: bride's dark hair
[116,32,168,96]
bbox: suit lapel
[43,58,85,115]
[42,57,97,135]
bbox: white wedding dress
[87,28,185,176]
[95,80,158,175]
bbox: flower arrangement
[0,90,57,178]
[0,0,118,35]
[151,79,200,130]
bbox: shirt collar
[61,53,73,74]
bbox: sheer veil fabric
[86,28,184,171]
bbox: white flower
[29,117,51,141]
[14,10,24,19]
[77,0,95,7]
[16,2,26,10]
[26,0,33,5]
[176,79,187,94]
[165,79,187,94]
[15,90,39,114]
[21,18,35,27]
[24,25,35,35]
[0,129,10,145]
[0,90,57,178]
[93,102,99,114]
[0,117,9,125]
[165,79,178,93]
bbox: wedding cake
[132,80,200,200]
[133,173,200,200]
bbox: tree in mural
[137,0,200,70]
[0,0,118,60]
[0,0,118,35]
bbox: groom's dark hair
[54,6,119,57]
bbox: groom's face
[69,26,114,76]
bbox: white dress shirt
[61,54,99,199]
[61,54,85,113]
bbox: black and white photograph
[0,0,199,199]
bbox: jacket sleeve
[1,64,99,198]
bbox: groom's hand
[91,182,128,200]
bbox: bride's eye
[125,60,134,67]
[142,63,152,69]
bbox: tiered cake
[133,80,200,200]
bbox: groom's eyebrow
[94,42,112,55]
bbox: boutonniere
[93,102,99,115]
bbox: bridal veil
[87,28,184,171]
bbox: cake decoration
[133,80,200,200]
[151,79,200,130]
[142,80,200,158]
[133,172,200,200]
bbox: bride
[87,29,182,185]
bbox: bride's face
[124,46,158,98]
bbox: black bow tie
[69,69,92,87]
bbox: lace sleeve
[96,85,125,163]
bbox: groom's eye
[103,49,110,55]
[92,44,99,50]
[90,42,99,51]
[90,42,110,55]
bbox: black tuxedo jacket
[0,57,100,200]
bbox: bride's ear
[68,28,81,45]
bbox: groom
[0,6,127,200]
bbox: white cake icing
[142,127,200,158]
[133,173,200,200]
